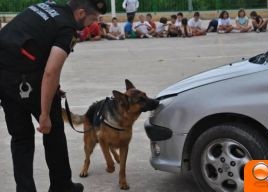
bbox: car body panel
[147,59,268,174]
[150,133,186,173]
[151,70,268,134]
[157,60,268,98]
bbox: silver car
[144,53,268,192]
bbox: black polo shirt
[0,3,79,73]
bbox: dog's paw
[106,166,115,173]
[120,182,130,190]
[79,171,89,178]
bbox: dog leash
[64,96,110,133]
[64,97,90,133]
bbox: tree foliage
[193,0,267,10]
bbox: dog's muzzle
[142,99,159,112]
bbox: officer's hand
[37,115,52,134]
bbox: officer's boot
[48,182,84,192]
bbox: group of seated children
[125,14,166,38]
[78,16,125,41]
[164,12,207,37]
[207,9,268,33]
[77,9,268,42]
[125,12,207,38]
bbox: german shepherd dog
[62,80,159,190]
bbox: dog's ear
[113,90,127,101]
[125,79,136,90]
[113,90,129,109]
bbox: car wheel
[191,123,268,192]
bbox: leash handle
[64,97,87,134]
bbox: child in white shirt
[135,15,153,38]
[107,17,125,40]
[155,17,168,37]
[168,15,180,37]
[188,12,206,36]
[218,10,233,33]
[175,12,183,28]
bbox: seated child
[135,15,153,38]
[235,9,251,32]
[107,17,125,40]
[180,18,192,37]
[175,12,183,28]
[98,16,110,37]
[218,10,233,33]
[207,19,218,32]
[124,17,137,38]
[78,21,102,41]
[188,12,206,36]
[250,11,268,33]
[168,15,180,37]
[155,17,168,37]
[146,13,156,36]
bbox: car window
[249,52,268,65]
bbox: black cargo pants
[0,70,72,192]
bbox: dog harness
[65,96,125,133]
[93,97,126,131]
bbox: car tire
[190,123,268,192]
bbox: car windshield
[249,52,268,65]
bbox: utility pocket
[21,39,37,62]
[19,37,44,71]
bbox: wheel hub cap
[201,139,252,192]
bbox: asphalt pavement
[0,31,267,192]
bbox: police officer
[0,0,106,191]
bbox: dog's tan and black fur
[62,80,159,190]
